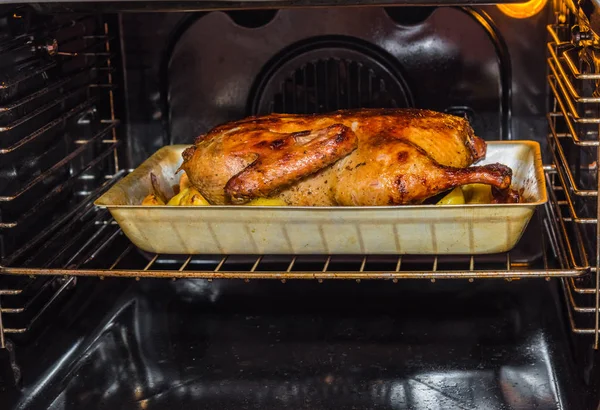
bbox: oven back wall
[120,6,549,167]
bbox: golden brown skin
[180,108,511,206]
[225,124,357,203]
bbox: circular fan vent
[249,36,414,115]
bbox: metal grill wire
[0,196,586,279]
[271,58,403,114]
[250,37,415,116]
[547,0,600,347]
[0,10,120,339]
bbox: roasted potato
[247,198,287,206]
[167,187,210,206]
[142,193,165,206]
[436,187,465,205]
[437,183,495,205]
[462,183,492,204]
[179,187,210,206]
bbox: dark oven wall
[120,5,550,167]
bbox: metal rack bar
[569,277,597,294]
[547,17,600,343]
[0,267,583,280]
[561,279,597,334]
[143,255,159,271]
[0,121,118,202]
[178,256,192,272]
[547,76,599,146]
[109,245,134,270]
[539,211,550,272]
[560,266,599,335]
[562,46,600,80]
[0,141,120,229]
[544,172,590,269]
[0,298,5,348]
[56,37,116,59]
[0,62,56,90]
[548,68,600,125]
[0,86,95,133]
[0,33,33,54]
[0,77,72,113]
[286,256,297,273]
[550,189,598,335]
[0,97,98,154]
[546,128,598,225]
[546,23,564,47]
[101,21,120,174]
[0,14,92,56]
[547,44,600,103]
[359,256,367,272]
[547,114,597,197]
[565,279,599,312]
[595,130,600,348]
[250,256,263,273]
[7,277,61,314]
[0,291,21,296]
[3,277,75,334]
[0,56,115,116]
[547,25,600,80]
[43,211,110,268]
[545,203,567,265]
[322,256,332,273]
[214,257,227,272]
[0,308,23,314]
[0,13,123,342]
[81,228,122,265]
[3,170,124,266]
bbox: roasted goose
[180,108,515,206]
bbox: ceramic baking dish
[95,141,547,255]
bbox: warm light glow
[497,0,547,19]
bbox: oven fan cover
[249,36,414,116]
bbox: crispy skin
[225,124,357,203]
[180,108,511,205]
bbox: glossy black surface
[118,5,549,166]
[1,4,599,410]
[1,278,595,409]
[0,12,118,258]
[167,7,511,145]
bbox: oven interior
[0,1,600,408]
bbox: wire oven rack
[547,0,600,347]
[0,188,585,280]
[0,169,591,341]
[0,10,121,363]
